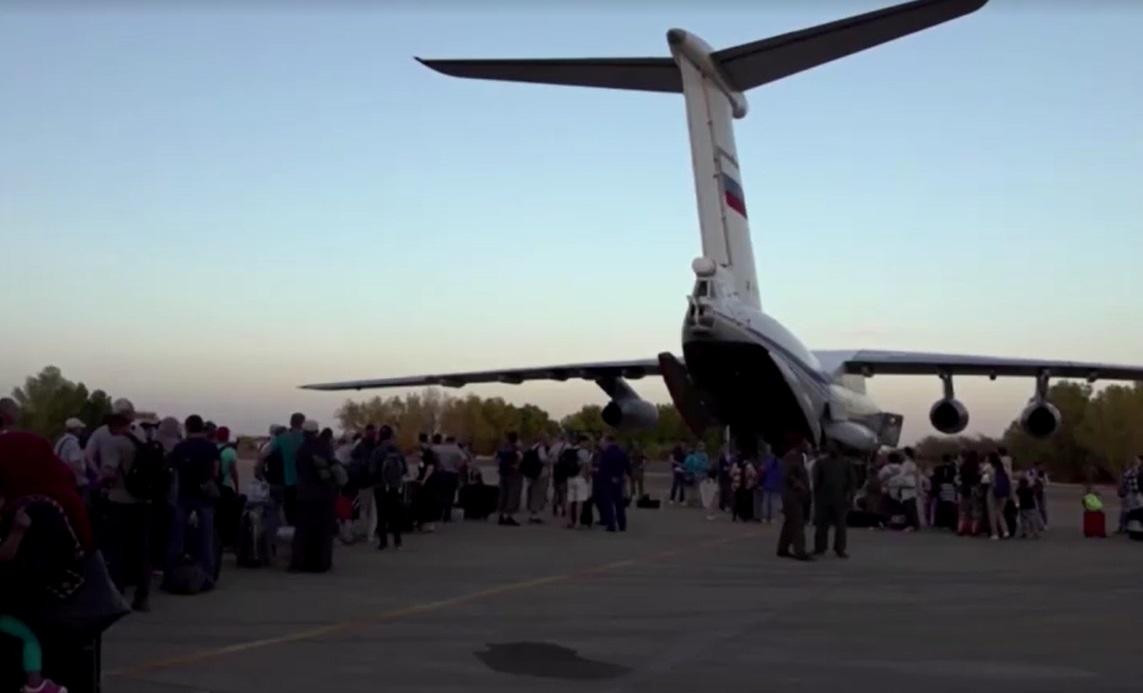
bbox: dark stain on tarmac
[475,642,630,680]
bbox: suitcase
[236,506,271,567]
[1082,510,1106,538]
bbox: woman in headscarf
[0,426,93,693]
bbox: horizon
[3,1,1141,441]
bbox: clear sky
[2,1,1141,439]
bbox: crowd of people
[3,388,1142,691]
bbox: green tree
[10,366,102,439]
[1074,382,1143,477]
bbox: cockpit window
[694,280,709,297]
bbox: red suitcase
[1083,510,1106,538]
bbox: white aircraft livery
[303,0,1143,455]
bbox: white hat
[302,419,320,433]
[112,398,135,416]
[65,417,85,430]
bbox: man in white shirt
[55,417,89,490]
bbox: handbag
[29,550,130,639]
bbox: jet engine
[1020,400,1060,439]
[601,395,659,430]
[929,398,969,434]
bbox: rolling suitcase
[1082,510,1106,538]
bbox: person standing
[54,417,90,494]
[595,434,630,532]
[898,448,921,532]
[290,420,338,572]
[716,446,734,513]
[812,444,857,558]
[370,425,407,550]
[92,399,156,610]
[261,413,305,526]
[524,437,552,524]
[730,454,757,522]
[549,436,570,518]
[685,443,711,511]
[164,414,220,592]
[668,444,687,504]
[435,435,465,524]
[565,436,592,529]
[777,435,812,561]
[983,453,1010,540]
[1028,461,1049,528]
[628,445,647,500]
[496,432,523,526]
[759,449,783,523]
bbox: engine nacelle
[601,396,659,430]
[929,398,969,434]
[1020,400,1060,438]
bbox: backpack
[124,435,172,502]
[264,445,284,486]
[378,447,407,490]
[521,447,543,480]
[555,447,580,482]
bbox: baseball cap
[112,398,135,416]
[65,417,86,430]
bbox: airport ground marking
[107,527,764,678]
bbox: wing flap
[818,349,1143,382]
[713,0,987,91]
[300,358,663,392]
[416,57,681,93]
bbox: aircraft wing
[816,350,1143,382]
[299,359,663,392]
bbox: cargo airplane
[303,0,1143,455]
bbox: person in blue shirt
[684,444,710,488]
[759,450,784,523]
[594,434,630,532]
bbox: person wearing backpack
[163,414,221,592]
[551,437,575,518]
[370,425,407,550]
[92,400,157,611]
[523,438,551,525]
[496,432,524,527]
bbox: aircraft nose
[666,28,688,46]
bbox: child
[1081,485,1107,538]
[1,502,67,693]
[1015,477,1041,539]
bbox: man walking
[812,443,857,558]
[777,434,812,561]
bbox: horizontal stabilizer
[416,1,986,94]
[416,57,681,93]
[714,0,988,91]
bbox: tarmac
[103,476,1142,693]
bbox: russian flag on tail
[721,173,747,218]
